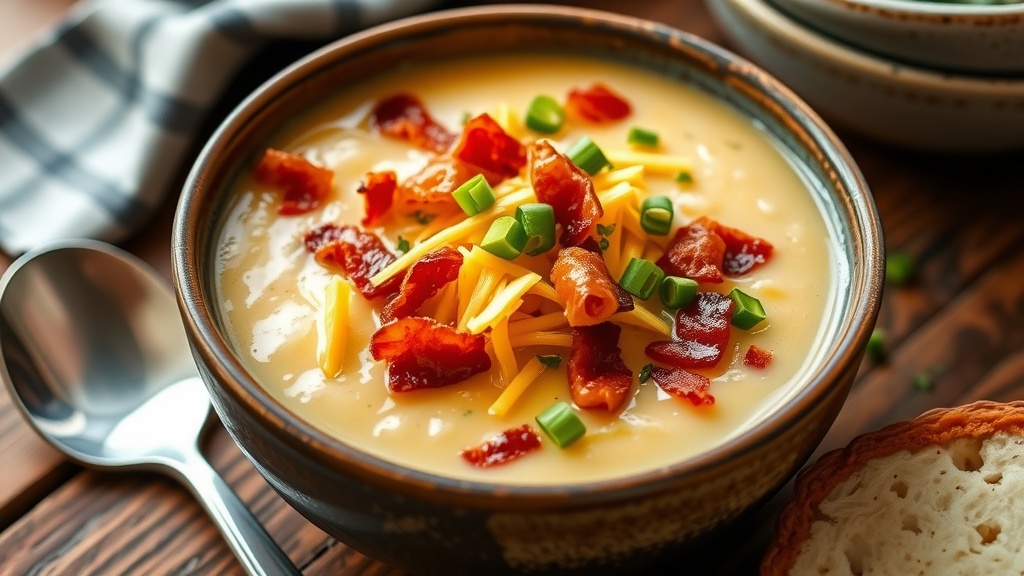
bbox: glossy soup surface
[216,53,837,484]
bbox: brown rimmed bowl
[172,5,883,574]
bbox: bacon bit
[303,224,402,300]
[744,344,773,369]
[645,292,734,369]
[530,141,603,246]
[397,158,503,207]
[460,424,542,467]
[656,217,727,284]
[716,222,774,276]
[551,247,621,327]
[357,171,396,226]
[565,83,631,123]
[452,114,527,179]
[371,93,455,154]
[577,238,634,313]
[568,323,633,411]
[657,217,773,283]
[370,317,490,392]
[380,246,463,323]
[255,148,333,215]
[650,366,714,407]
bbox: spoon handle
[175,448,303,576]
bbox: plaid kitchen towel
[0,0,438,255]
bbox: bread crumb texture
[793,432,1024,575]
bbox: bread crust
[761,400,1024,576]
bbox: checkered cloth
[0,0,438,255]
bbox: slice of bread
[763,400,1024,575]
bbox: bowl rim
[173,3,883,507]
[795,0,1024,18]
[734,0,1024,91]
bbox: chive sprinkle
[640,195,674,236]
[481,216,527,260]
[566,135,613,176]
[515,203,556,256]
[619,258,665,301]
[638,363,654,383]
[396,235,410,254]
[627,126,659,148]
[536,354,562,369]
[886,251,915,286]
[660,276,698,309]
[866,328,887,362]
[729,288,767,330]
[524,95,565,134]
[452,174,496,216]
[535,401,586,448]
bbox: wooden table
[2,1,1022,574]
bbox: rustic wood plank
[0,424,342,576]
[823,243,1024,455]
[3,1,1024,575]
[696,230,1024,570]
[0,397,71,529]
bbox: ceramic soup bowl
[173,5,883,574]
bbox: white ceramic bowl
[773,0,1024,74]
[708,0,1024,152]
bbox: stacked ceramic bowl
[707,0,1024,152]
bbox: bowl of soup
[173,5,883,573]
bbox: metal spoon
[0,240,301,576]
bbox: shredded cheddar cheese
[467,272,541,334]
[488,356,547,417]
[508,331,573,348]
[507,311,568,336]
[605,149,694,175]
[592,164,646,189]
[369,187,534,286]
[433,282,459,327]
[611,306,672,336]
[316,277,351,378]
[460,268,501,332]
[490,316,518,385]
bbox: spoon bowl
[0,240,300,576]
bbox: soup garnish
[217,53,834,484]
[254,86,776,467]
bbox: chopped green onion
[535,401,586,448]
[566,135,613,176]
[640,195,674,236]
[619,258,665,301]
[627,126,659,148]
[866,328,887,362]
[411,210,436,225]
[396,235,410,254]
[886,251,915,286]
[597,223,616,237]
[730,288,767,330]
[524,95,565,134]
[481,216,527,260]
[913,373,934,391]
[598,237,610,251]
[452,174,496,216]
[660,276,698,309]
[536,354,562,369]
[515,203,556,256]
[675,171,694,185]
[638,363,654,384]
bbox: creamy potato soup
[216,53,835,484]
